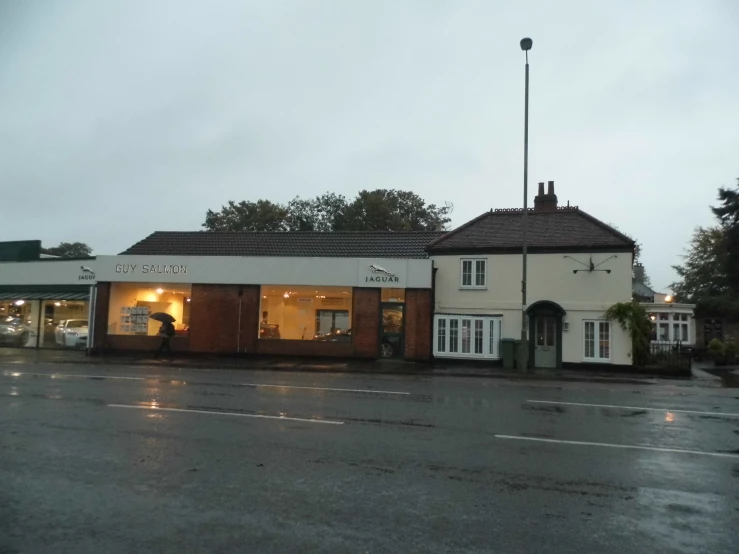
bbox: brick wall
[695,316,739,347]
[257,339,354,357]
[352,287,380,358]
[91,282,110,352]
[404,288,432,361]
[189,284,260,354]
[106,335,189,353]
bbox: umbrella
[149,312,175,323]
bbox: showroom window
[259,285,352,341]
[460,259,486,289]
[107,283,192,336]
[583,320,611,362]
[381,288,405,303]
[433,315,501,359]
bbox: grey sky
[1,0,737,290]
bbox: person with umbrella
[150,312,176,360]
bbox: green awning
[0,292,89,301]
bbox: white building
[427,182,635,369]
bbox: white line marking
[108,404,344,425]
[527,400,739,418]
[3,371,145,381]
[495,435,739,458]
[240,383,409,395]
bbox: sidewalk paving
[2,347,735,387]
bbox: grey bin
[501,338,517,368]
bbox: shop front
[91,249,434,360]
[0,258,96,349]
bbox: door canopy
[526,300,566,316]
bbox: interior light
[185,297,191,303]
[156,288,164,294]
[54,302,61,307]
[283,292,289,299]
[650,315,656,321]
[14,300,24,306]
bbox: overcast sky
[1,0,737,290]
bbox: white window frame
[460,258,486,289]
[648,312,693,344]
[433,314,501,359]
[583,320,611,363]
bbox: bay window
[434,315,501,359]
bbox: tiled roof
[120,231,447,259]
[426,208,634,253]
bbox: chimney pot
[547,180,554,195]
[537,182,545,195]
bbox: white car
[55,319,89,348]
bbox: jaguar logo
[366,264,399,284]
[368,264,395,277]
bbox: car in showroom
[0,316,31,347]
[55,319,89,348]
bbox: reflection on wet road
[1,363,738,554]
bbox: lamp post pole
[519,37,533,373]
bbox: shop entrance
[380,303,404,358]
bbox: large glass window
[107,283,192,336]
[434,315,501,359]
[260,285,352,341]
[0,300,39,348]
[41,300,89,348]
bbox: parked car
[313,329,352,342]
[0,316,31,347]
[260,323,281,339]
[55,319,89,348]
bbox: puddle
[700,368,739,388]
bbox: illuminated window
[107,283,192,336]
[259,285,352,341]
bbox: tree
[41,242,93,258]
[203,200,289,232]
[670,179,739,318]
[710,178,739,294]
[605,301,651,366]
[608,223,649,285]
[202,190,452,232]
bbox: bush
[724,339,737,360]
[708,338,725,361]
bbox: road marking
[494,435,739,458]
[3,371,146,381]
[240,383,409,395]
[527,400,739,418]
[108,404,344,425]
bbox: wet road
[1,363,738,553]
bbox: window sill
[582,358,612,364]
[459,287,488,291]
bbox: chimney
[633,263,646,284]
[534,180,558,212]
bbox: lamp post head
[520,37,533,51]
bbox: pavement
[1,347,735,387]
[1,358,738,553]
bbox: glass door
[380,303,404,358]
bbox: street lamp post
[519,37,533,373]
